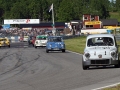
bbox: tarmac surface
[0,42,120,90]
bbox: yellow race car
[0,38,10,48]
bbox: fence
[5,36,20,43]
[115,34,120,41]
[5,34,120,43]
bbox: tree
[0,0,113,23]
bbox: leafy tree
[57,0,74,22]
[116,0,120,12]
[0,0,114,23]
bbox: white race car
[34,35,47,48]
[23,36,29,42]
[82,34,120,70]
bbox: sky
[109,0,116,2]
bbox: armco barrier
[62,35,81,39]
[5,34,120,43]
[115,34,120,41]
[8,36,20,43]
[10,36,15,42]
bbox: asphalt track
[0,42,120,90]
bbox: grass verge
[64,36,86,54]
[102,84,120,90]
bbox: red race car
[19,36,23,42]
[31,36,36,46]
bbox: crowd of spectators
[0,28,53,37]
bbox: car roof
[36,35,47,38]
[87,34,114,39]
[48,36,62,38]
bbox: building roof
[70,20,83,25]
[100,19,118,26]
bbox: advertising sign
[2,24,10,29]
[85,21,101,25]
[4,19,40,24]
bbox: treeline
[0,0,119,23]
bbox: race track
[0,42,120,90]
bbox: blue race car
[46,36,66,53]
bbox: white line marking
[66,50,83,55]
[92,82,120,90]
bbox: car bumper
[83,59,119,66]
[0,44,9,47]
[35,43,46,46]
[47,48,65,51]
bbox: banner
[4,19,40,24]
[85,21,101,25]
[2,24,10,29]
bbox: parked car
[34,35,48,48]
[0,37,10,48]
[82,34,120,70]
[46,36,66,53]
[31,36,36,47]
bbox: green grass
[64,36,86,54]
[110,12,120,21]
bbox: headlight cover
[35,41,38,44]
[61,43,64,47]
[84,52,90,59]
[49,44,52,47]
[110,51,116,58]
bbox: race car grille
[91,59,109,64]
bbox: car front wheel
[115,53,120,68]
[82,61,89,70]
[8,45,10,48]
[114,60,120,68]
[82,65,89,70]
[32,44,34,47]
[46,49,49,53]
[62,49,65,52]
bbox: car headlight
[61,44,64,47]
[49,44,52,47]
[84,53,90,59]
[111,51,116,57]
[36,41,38,44]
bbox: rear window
[36,36,47,40]
[48,37,62,42]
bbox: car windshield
[48,37,62,42]
[87,37,114,47]
[36,36,47,40]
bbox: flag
[49,3,53,12]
